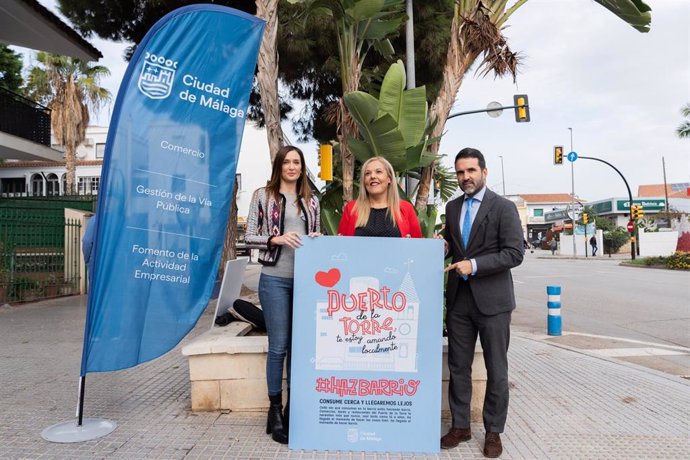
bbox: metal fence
[0,212,82,304]
[0,86,52,146]
[0,195,96,212]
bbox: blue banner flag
[290,237,444,453]
[81,5,264,374]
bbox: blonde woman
[337,156,421,238]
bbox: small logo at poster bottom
[347,428,358,443]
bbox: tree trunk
[415,14,478,212]
[220,180,239,278]
[339,54,361,203]
[256,0,284,162]
[65,143,77,195]
[339,100,356,203]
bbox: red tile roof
[638,183,689,198]
[517,194,583,203]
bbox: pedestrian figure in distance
[549,238,557,256]
[590,235,598,256]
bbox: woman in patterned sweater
[245,145,320,444]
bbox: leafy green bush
[603,227,630,254]
[643,256,665,266]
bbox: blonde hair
[353,156,401,228]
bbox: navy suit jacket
[444,188,524,315]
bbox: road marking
[564,332,690,353]
[590,347,688,357]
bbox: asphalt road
[511,251,690,376]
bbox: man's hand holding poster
[290,236,444,453]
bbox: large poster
[290,236,444,453]
[81,6,264,374]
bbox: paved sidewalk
[1,274,688,459]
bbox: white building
[0,125,107,196]
[506,193,585,243]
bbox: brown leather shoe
[483,432,503,458]
[440,427,471,449]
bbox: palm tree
[26,52,110,194]
[256,0,285,160]
[413,0,652,212]
[677,103,690,139]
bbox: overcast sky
[35,0,690,202]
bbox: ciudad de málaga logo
[137,51,245,118]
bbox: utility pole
[568,127,576,257]
[662,156,669,213]
[405,0,415,90]
[404,0,415,199]
[499,155,506,196]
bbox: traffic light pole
[578,156,636,260]
[447,103,528,120]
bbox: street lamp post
[499,155,506,196]
[568,127,576,257]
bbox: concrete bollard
[546,286,562,336]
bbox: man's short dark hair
[455,148,486,169]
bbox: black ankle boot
[283,389,290,434]
[266,393,288,444]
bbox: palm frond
[676,121,690,139]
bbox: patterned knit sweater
[245,187,320,266]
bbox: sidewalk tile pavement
[0,292,688,459]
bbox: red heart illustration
[315,268,340,288]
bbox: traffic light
[636,204,644,220]
[582,212,588,224]
[319,144,333,181]
[513,94,530,122]
[554,146,563,165]
[631,204,643,220]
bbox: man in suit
[441,148,524,458]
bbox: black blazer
[444,188,524,315]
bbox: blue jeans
[258,273,293,396]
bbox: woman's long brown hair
[265,145,311,205]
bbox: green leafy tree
[0,45,24,92]
[26,53,111,193]
[58,1,256,57]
